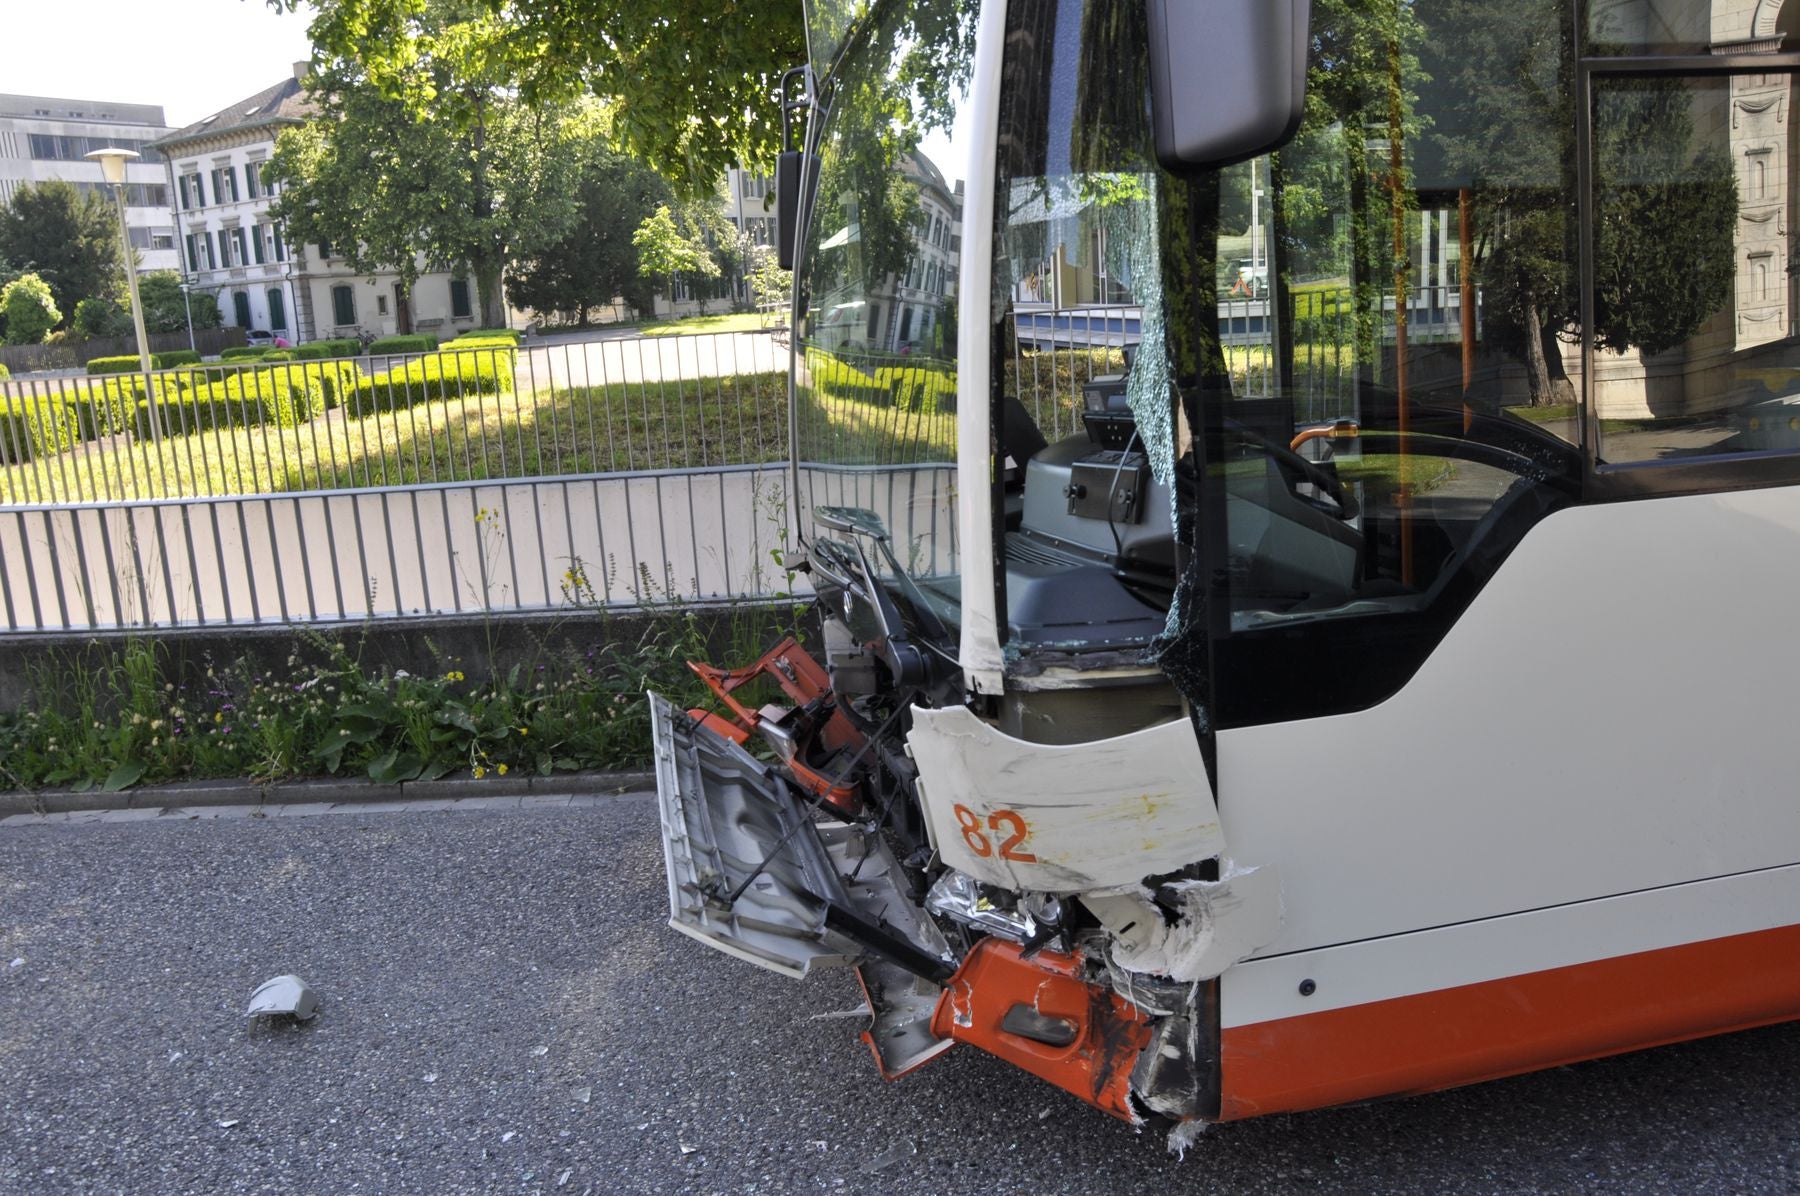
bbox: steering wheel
[1225,418,1360,521]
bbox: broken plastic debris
[571,1086,591,1104]
[423,1073,438,1083]
[1166,1119,1207,1159]
[679,1142,699,1156]
[8,957,22,969]
[865,1142,917,1173]
[168,1051,183,1064]
[246,974,318,1022]
[217,1119,240,1129]
[556,1170,572,1188]
[501,1131,517,1143]
[531,1045,550,1057]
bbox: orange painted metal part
[1220,922,1800,1121]
[686,636,863,813]
[1289,420,1361,452]
[930,939,1152,1122]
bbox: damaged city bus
[651,0,1800,1128]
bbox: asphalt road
[4,796,1800,1195]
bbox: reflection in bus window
[1590,71,1799,467]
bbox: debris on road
[245,974,318,1022]
[570,1086,591,1104]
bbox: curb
[0,769,656,818]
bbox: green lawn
[639,311,775,338]
[0,372,790,504]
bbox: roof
[150,77,313,151]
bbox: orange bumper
[929,939,1152,1122]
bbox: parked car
[244,329,275,347]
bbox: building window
[272,225,286,262]
[232,291,253,329]
[29,133,160,162]
[184,233,199,272]
[253,224,266,265]
[268,288,287,332]
[151,232,173,251]
[377,294,389,316]
[331,284,356,327]
[244,163,262,200]
[450,278,472,319]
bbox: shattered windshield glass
[989,2,1179,664]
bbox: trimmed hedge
[0,363,9,381]
[156,349,202,368]
[309,338,360,358]
[365,334,437,356]
[86,355,144,375]
[0,394,76,462]
[133,367,317,438]
[346,346,515,416]
[454,327,521,344]
[64,376,155,439]
[218,346,276,362]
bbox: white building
[0,93,178,272]
[150,67,489,343]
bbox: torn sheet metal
[652,693,954,982]
[905,705,1222,893]
[1088,865,1283,982]
[929,938,1152,1123]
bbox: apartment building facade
[0,93,178,272]
[151,67,489,343]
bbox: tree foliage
[633,203,721,311]
[266,0,589,328]
[137,271,224,334]
[72,296,131,340]
[270,0,806,194]
[1417,0,1736,401]
[508,137,672,323]
[0,180,125,327]
[1,274,60,346]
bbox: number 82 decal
[950,804,1038,862]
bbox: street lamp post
[84,147,160,442]
[177,281,196,354]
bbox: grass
[0,608,801,792]
[639,312,771,338]
[0,372,790,503]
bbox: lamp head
[83,147,141,185]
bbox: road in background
[4,796,1799,1194]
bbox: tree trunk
[1540,320,1576,406]
[1523,302,1552,405]
[472,254,504,329]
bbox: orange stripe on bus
[1220,922,1800,1121]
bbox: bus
[651,0,1800,1131]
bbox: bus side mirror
[1146,0,1311,171]
[777,150,819,271]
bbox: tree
[137,271,224,334]
[507,133,672,324]
[71,296,131,339]
[1418,0,1736,403]
[747,245,792,313]
[633,204,720,315]
[0,180,126,326]
[267,0,588,328]
[1,274,60,345]
[271,0,806,194]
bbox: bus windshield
[792,0,977,629]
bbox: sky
[7,0,316,129]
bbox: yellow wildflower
[473,765,487,779]
[497,763,509,776]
